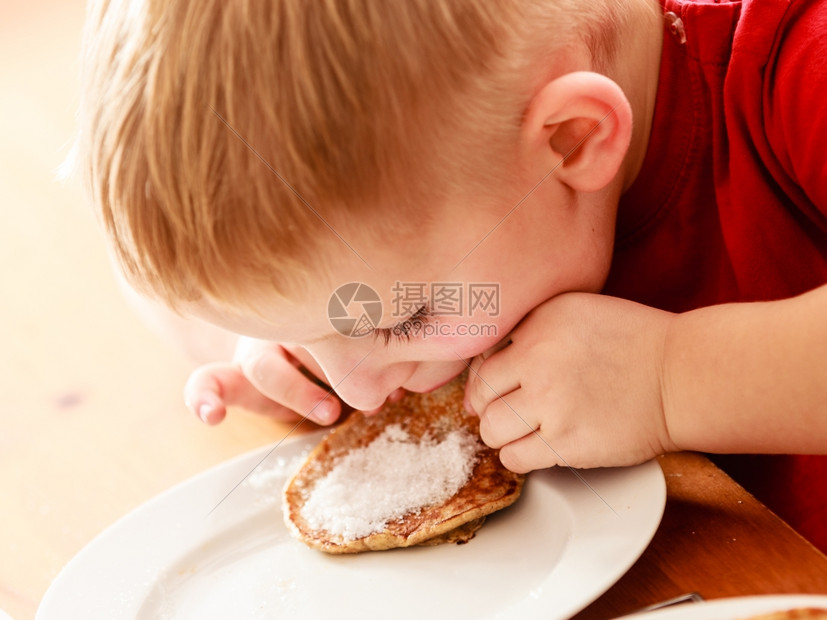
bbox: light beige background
[0,3,286,617]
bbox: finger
[464,336,511,393]
[362,388,408,416]
[241,348,341,425]
[464,347,520,415]
[498,431,564,474]
[184,363,307,425]
[282,345,328,385]
[358,388,406,416]
[478,389,536,449]
[480,336,512,361]
[463,356,483,413]
[387,387,406,403]
[184,364,229,425]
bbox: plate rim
[626,594,827,619]
[37,430,666,620]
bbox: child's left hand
[464,292,679,473]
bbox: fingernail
[310,401,336,425]
[198,402,216,423]
[196,394,222,424]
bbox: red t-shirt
[604,0,827,550]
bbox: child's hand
[465,292,678,473]
[184,337,343,426]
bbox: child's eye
[376,305,431,344]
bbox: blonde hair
[78,0,632,312]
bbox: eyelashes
[375,305,431,345]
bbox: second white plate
[627,595,827,619]
[38,430,666,620]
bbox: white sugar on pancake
[283,373,525,554]
[299,424,479,541]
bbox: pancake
[282,373,524,554]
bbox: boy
[77,0,827,551]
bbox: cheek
[438,333,503,359]
[414,320,510,360]
[439,306,529,358]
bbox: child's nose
[325,359,416,412]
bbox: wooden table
[3,3,827,619]
[574,452,827,618]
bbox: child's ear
[520,72,632,193]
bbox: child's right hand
[183,337,343,426]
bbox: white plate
[38,430,665,620]
[627,595,827,619]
